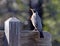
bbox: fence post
[4,17,21,46]
[20,30,52,46]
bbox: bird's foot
[34,29,38,31]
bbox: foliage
[43,0,60,43]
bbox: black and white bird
[30,9,44,38]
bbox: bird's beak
[30,8,32,11]
[30,9,33,13]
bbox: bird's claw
[34,29,38,31]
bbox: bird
[30,9,44,38]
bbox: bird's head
[30,9,36,13]
[30,8,38,15]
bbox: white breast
[31,13,37,27]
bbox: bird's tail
[39,31,44,38]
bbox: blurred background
[0,0,60,46]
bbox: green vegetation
[43,0,60,46]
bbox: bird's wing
[36,14,42,30]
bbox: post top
[5,17,20,22]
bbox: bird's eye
[34,10,36,13]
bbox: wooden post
[20,30,52,46]
[0,31,4,46]
[4,17,21,46]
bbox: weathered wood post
[20,31,52,46]
[0,31,4,46]
[37,31,52,46]
[4,17,21,46]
